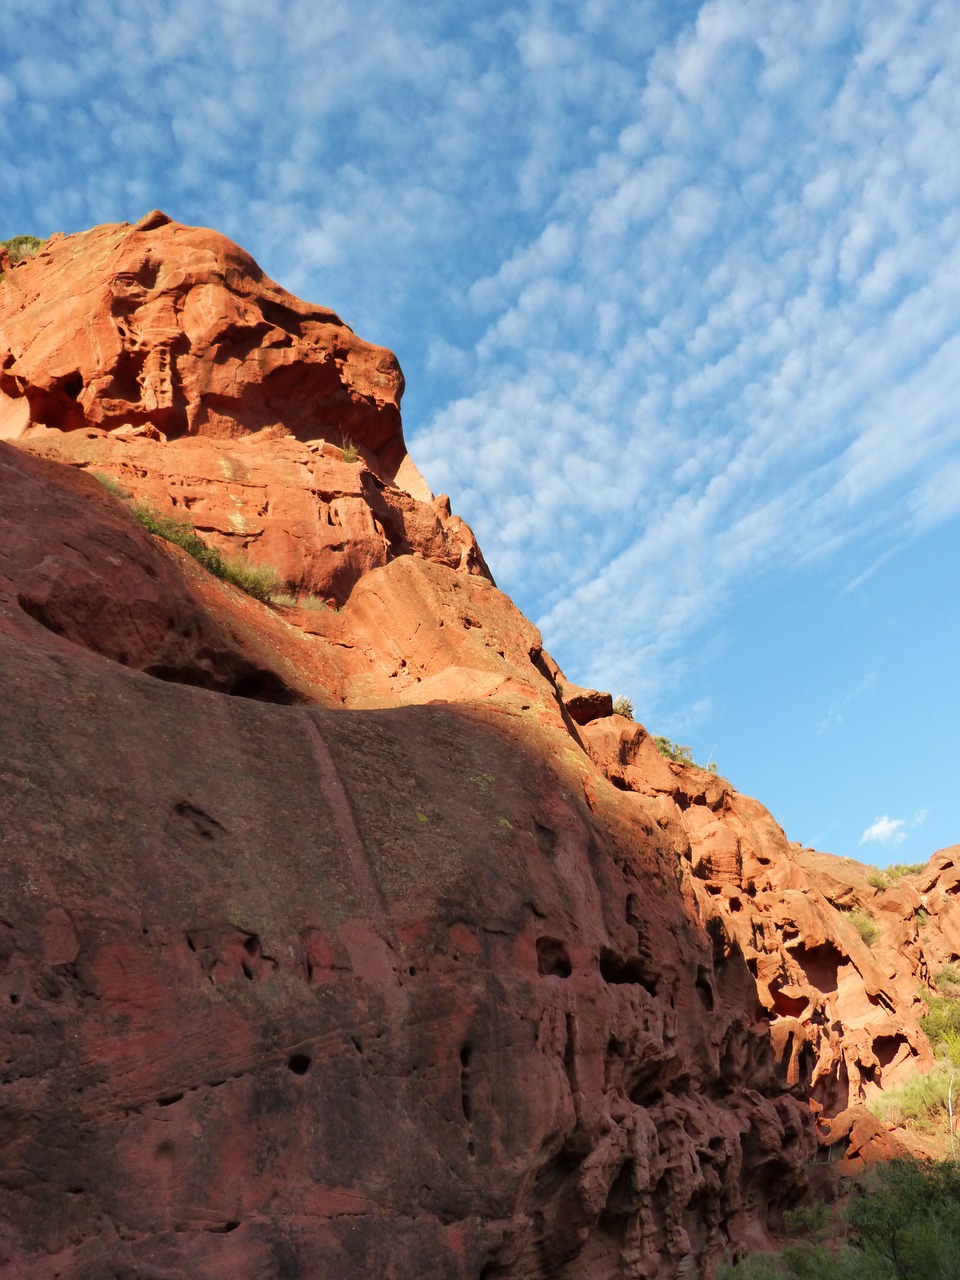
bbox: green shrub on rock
[847,908,881,948]
[920,993,960,1046]
[869,1066,957,1130]
[132,501,228,578]
[222,556,281,603]
[129,499,283,603]
[653,734,719,774]
[719,1159,960,1279]
[1,233,44,264]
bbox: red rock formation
[17,424,490,606]
[0,438,822,1279]
[577,716,938,1136]
[0,215,950,1278]
[0,210,419,491]
[0,212,489,603]
[903,847,960,971]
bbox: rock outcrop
[0,213,489,605]
[0,210,422,493]
[0,216,952,1278]
[578,719,938,1128]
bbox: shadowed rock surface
[0,216,954,1278]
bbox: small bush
[222,556,281,603]
[782,1201,830,1241]
[847,908,881,948]
[935,966,960,991]
[920,995,960,1047]
[887,862,927,879]
[938,1030,960,1068]
[868,872,890,890]
[654,734,691,763]
[653,734,719,773]
[870,1067,955,1131]
[1,234,44,264]
[340,439,359,464]
[132,501,226,575]
[720,1159,960,1278]
[611,695,634,719]
[271,592,332,611]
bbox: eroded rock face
[0,212,489,601]
[0,439,824,1279]
[577,717,945,1142]
[0,211,419,491]
[17,425,490,605]
[1,215,949,1278]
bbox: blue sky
[3,0,958,867]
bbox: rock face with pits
[0,440,821,1280]
[578,717,949,1142]
[0,216,951,1279]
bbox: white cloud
[860,816,907,846]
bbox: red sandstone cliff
[0,216,952,1278]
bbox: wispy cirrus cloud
[816,671,878,735]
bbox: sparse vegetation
[611,694,634,719]
[132,501,228,577]
[129,499,283,603]
[888,862,927,879]
[222,555,281,603]
[653,734,719,774]
[935,966,960,992]
[869,1066,958,1131]
[867,864,926,891]
[91,471,130,499]
[920,993,960,1048]
[781,1201,830,1241]
[340,439,360,464]
[846,907,881,948]
[719,1158,960,1278]
[866,983,960,1137]
[1,234,44,264]
[271,592,334,611]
